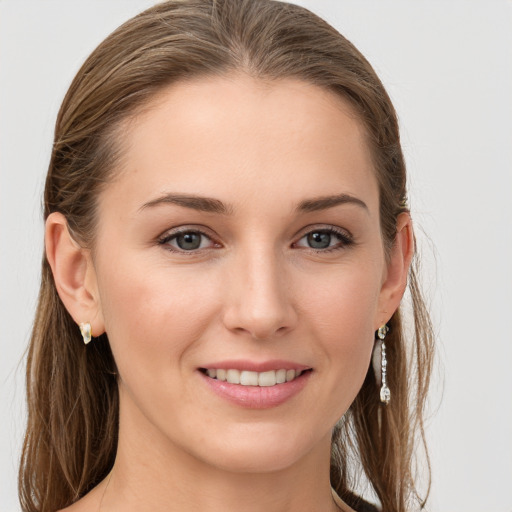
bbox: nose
[222,248,298,340]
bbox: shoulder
[332,489,380,512]
[353,501,380,512]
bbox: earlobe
[377,212,415,326]
[45,212,105,337]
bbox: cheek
[303,260,381,339]
[302,262,381,404]
[95,254,221,378]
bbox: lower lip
[199,370,312,409]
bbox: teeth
[205,368,307,386]
[276,369,287,384]
[258,370,276,387]
[240,371,258,386]
[226,369,240,384]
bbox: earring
[374,324,390,405]
[79,322,92,345]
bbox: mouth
[198,360,313,408]
[199,367,312,387]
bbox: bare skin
[48,74,413,512]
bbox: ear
[376,212,415,328]
[45,212,105,337]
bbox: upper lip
[199,360,312,372]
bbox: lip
[199,359,311,372]
[198,362,312,409]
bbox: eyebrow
[139,192,368,215]
[296,194,368,213]
[139,193,233,215]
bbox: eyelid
[157,225,221,252]
[156,223,354,254]
[293,225,354,251]
[294,224,353,239]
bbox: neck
[101,395,341,512]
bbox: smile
[198,361,313,408]
[200,368,307,387]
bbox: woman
[19,1,434,511]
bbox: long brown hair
[19,1,435,511]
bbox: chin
[204,448,304,474]
[189,424,326,474]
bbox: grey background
[1,1,511,510]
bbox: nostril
[221,272,298,339]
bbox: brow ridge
[297,194,368,213]
[139,193,233,215]
[139,192,367,215]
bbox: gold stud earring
[79,322,92,345]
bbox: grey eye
[159,228,218,253]
[307,231,332,249]
[295,227,352,252]
[175,232,203,250]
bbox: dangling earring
[79,322,92,345]
[372,324,390,405]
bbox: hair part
[20,1,434,511]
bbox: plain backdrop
[1,1,511,511]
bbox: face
[90,75,393,473]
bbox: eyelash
[157,226,354,254]
[158,227,218,254]
[294,226,354,253]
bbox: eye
[294,227,353,252]
[158,229,217,252]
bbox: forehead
[102,74,378,217]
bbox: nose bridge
[223,242,296,339]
